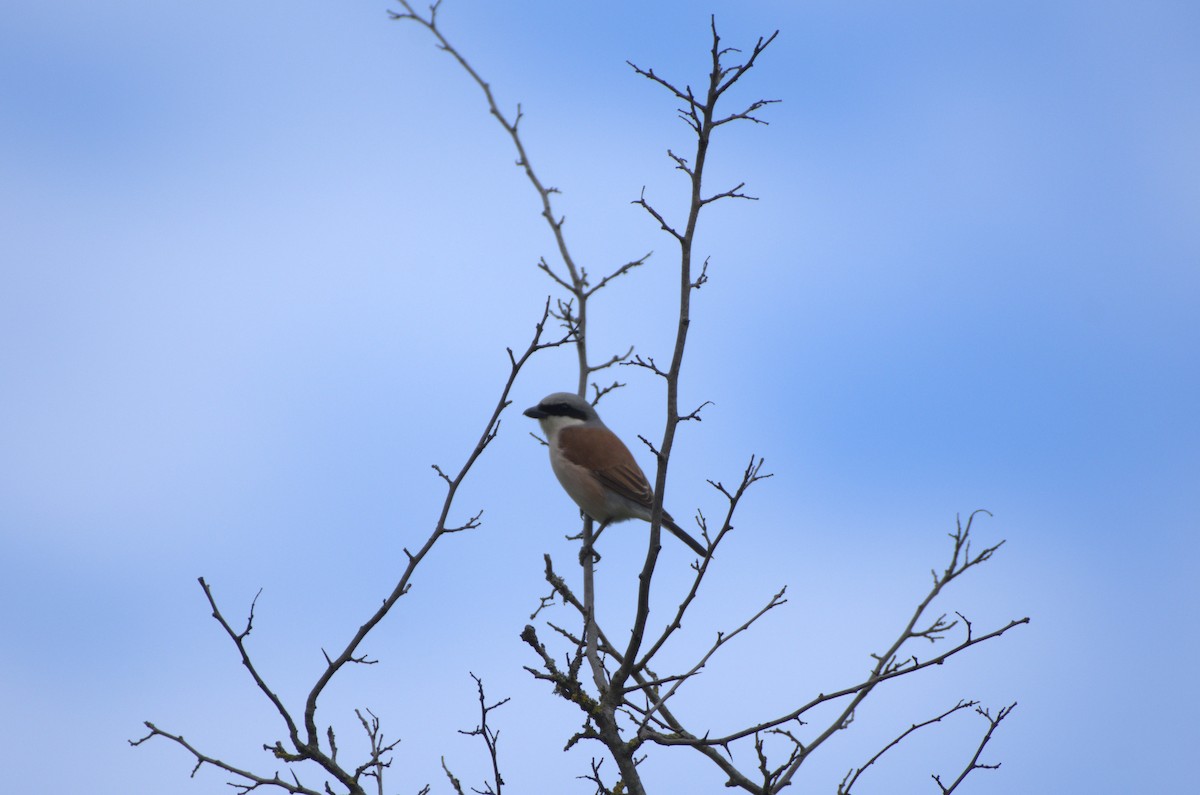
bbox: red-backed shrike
[524,392,708,557]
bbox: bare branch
[587,347,636,376]
[352,709,400,795]
[650,512,1027,768]
[537,556,765,795]
[623,354,667,378]
[195,580,303,747]
[637,456,773,681]
[632,187,683,240]
[300,299,571,752]
[626,60,704,110]
[391,1,654,398]
[589,380,626,407]
[637,586,787,724]
[441,756,467,795]
[140,291,569,791]
[129,722,324,795]
[699,182,760,206]
[448,674,509,795]
[584,252,652,298]
[692,257,710,290]
[656,149,694,178]
[578,757,615,795]
[679,400,714,422]
[710,22,780,103]
[537,256,576,294]
[838,700,979,795]
[932,703,1017,794]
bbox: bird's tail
[662,514,709,558]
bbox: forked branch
[135,300,570,794]
[838,700,979,795]
[391,0,641,398]
[933,703,1018,794]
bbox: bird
[523,392,708,557]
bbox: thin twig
[838,700,979,795]
[933,703,1018,794]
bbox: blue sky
[2,1,1197,792]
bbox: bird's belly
[550,456,625,523]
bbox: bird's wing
[558,425,654,508]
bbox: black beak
[523,405,545,419]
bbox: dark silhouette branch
[136,299,569,794]
[838,700,979,795]
[391,1,639,400]
[933,703,1017,794]
[449,674,510,795]
[130,721,324,795]
[300,300,571,753]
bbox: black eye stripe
[543,402,589,421]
